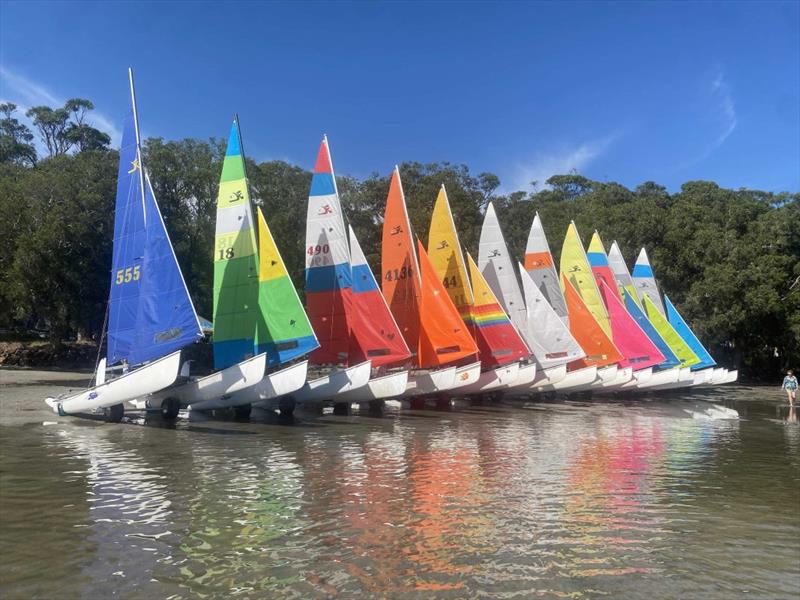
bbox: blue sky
[1,1,798,193]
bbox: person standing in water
[783,370,798,406]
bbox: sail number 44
[115,265,141,284]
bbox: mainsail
[254,207,319,365]
[632,248,666,315]
[348,224,411,367]
[607,241,637,303]
[623,289,680,369]
[664,296,716,370]
[108,71,202,367]
[642,295,701,368]
[518,265,585,369]
[587,231,618,294]
[212,118,260,370]
[599,280,665,370]
[559,222,612,338]
[466,254,529,367]
[304,136,353,365]
[562,275,623,369]
[524,212,568,324]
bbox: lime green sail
[254,207,319,366]
[642,295,701,368]
[212,118,260,369]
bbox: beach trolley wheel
[105,403,124,423]
[233,403,252,420]
[161,397,180,420]
[278,396,296,418]
[332,402,351,416]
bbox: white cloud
[502,133,620,193]
[0,65,121,150]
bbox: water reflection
[1,393,798,599]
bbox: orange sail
[417,240,479,368]
[562,274,623,369]
[381,167,421,352]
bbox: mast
[127,68,147,225]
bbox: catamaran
[46,69,204,421]
[294,136,372,408]
[426,186,533,394]
[382,169,481,397]
[587,232,665,389]
[559,222,630,390]
[520,212,589,391]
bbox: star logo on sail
[128,159,140,174]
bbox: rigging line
[90,300,110,389]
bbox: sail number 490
[307,244,330,256]
[115,266,141,285]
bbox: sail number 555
[115,265,141,285]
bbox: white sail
[524,212,568,324]
[632,247,666,315]
[478,202,529,344]
[518,264,585,368]
[607,241,635,300]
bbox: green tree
[0,103,37,166]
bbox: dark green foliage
[0,103,37,166]
[0,115,796,379]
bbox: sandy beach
[0,368,93,426]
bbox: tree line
[1,101,797,380]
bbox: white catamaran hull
[448,361,483,392]
[568,365,619,393]
[504,363,539,390]
[458,362,521,395]
[536,365,598,392]
[689,368,715,387]
[647,367,695,391]
[46,351,182,415]
[597,366,633,389]
[529,364,568,390]
[189,360,309,411]
[636,368,680,389]
[405,366,458,396]
[337,370,410,401]
[293,360,372,403]
[718,369,738,384]
[136,353,267,410]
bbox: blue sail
[107,82,202,366]
[664,295,716,370]
[623,289,680,370]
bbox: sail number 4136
[115,266,141,284]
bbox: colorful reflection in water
[1,391,798,599]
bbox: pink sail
[599,279,665,371]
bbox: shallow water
[1,388,798,599]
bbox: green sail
[642,295,701,368]
[212,119,260,369]
[254,207,319,366]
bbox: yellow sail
[559,221,612,338]
[642,295,701,368]
[426,185,473,313]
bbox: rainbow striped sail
[212,118,259,370]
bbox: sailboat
[294,136,371,405]
[137,117,288,418]
[519,212,590,390]
[559,222,630,389]
[336,224,412,402]
[607,241,682,388]
[632,248,666,315]
[588,232,665,389]
[188,205,319,414]
[426,186,533,393]
[382,168,481,396]
[478,202,583,391]
[46,69,204,421]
